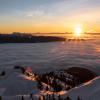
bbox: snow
[0,69,38,96]
[0,67,100,100]
[65,76,100,100]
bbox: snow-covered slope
[65,76,100,100]
[0,69,38,96]
[0,67,100,100]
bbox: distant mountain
[0,33,66,43]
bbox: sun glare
[74,24,83,37]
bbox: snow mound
[66,76,100,100]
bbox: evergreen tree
[42,95,45,100]
[66,96,71,100]
[77,96,82,100]
[37,81,43,90]
[30,93,33,98]
[1,71,6,76]
[58,94,63,100]
[38,96,41,100]
[21,96,24,100]
[0,96,2,100]
[32,97,34,100]
[46,86,49,91]
[52,94,56,100]
[48,94,51,100]
[30,93,34,100]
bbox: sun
[74,24,83,37]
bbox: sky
[0,0,100,33]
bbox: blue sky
[0,0,100,33]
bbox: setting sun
[74,24,83,37]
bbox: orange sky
[0,0,100,33]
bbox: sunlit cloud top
[0,0,100,33]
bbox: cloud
[23,10,45,17]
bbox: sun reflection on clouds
[95,46,100,53]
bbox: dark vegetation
[14,66,96,100]
[0,95,83,100]
[0,71,6,77]
[28,94,83,100]
[0,33,66,43]
[14,66,26,74]
[36,70,80,92]
[66,67,97,83]
[35,67,96,92]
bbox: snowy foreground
[0,67,100,100]
[65,76,100,100]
